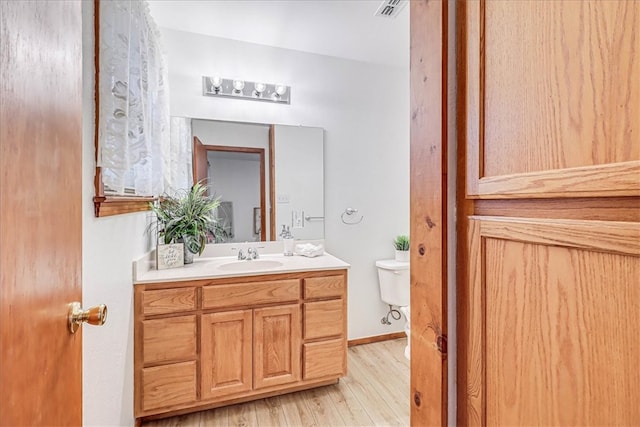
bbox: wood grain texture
[143,316,197,365]
[269,125,276,240]
[303,299,344,340]
[476,216,640,256]
[483,0,639,176]
[142,287,197,315]
[142,362,197,412]
[193,137,208,191]
[410,0,448,425]
[474,197,640,222]
[303,339,346,380]
[201,310,253,400]
[484,238,640,425]
[0,1,83,425]
[303,275,345,299]
[465,0,640,198]
[477,161,640,198]
[253,304,301,389]
[202,279,300,309]
[464,220,484,426]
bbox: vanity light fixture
[202,76,291,104]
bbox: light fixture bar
[202,77,291,104]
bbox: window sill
[93,195,154,217]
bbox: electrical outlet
[277,194,290,203]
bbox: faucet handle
[237,249,246,260]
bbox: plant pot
[395,249,409,262]
[178,237,196,264]
[183,246,194,264]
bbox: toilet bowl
[376,259,410,359]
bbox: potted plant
[150,181,221,264]
[394,235,410,262]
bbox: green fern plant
[394,235,410,251]
[149,181,221,256]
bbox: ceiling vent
[374,0,407,18]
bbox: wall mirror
[188,118,324,243]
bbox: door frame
[409,0,449,425]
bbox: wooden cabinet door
[459,1,640,425]
[201,310,253,400]
[253,304,301,389]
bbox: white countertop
[133,242,350,284]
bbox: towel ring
[341,207,364,225]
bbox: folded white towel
[295,243,324,257]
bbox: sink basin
[216,259,284,272]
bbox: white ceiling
[147,0,409,68]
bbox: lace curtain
[166,117,193,193]
[98,0,181,196]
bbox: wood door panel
[201,310,253,400]
[142,287,197,315]
[254,304,301,389]
[464,0,640,198]
[142,315,197,365]
[303,339,346,380]
[465,217,640,425]
[303,275,345,299]
[303,300,344,340]
[142,361,197,412]
[0,1,83,425]
[202,279,300,309]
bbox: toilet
[376,259,411,359]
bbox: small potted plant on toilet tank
[394,235,410,262]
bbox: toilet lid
[375,259,410,270]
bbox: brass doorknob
[68,302,107,334]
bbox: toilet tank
[376,259,410,307]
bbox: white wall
[82,2,149,426]
[162,28,410,340]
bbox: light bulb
[254,82,266,94]
[211,76,222,88]
[232,80,245,92]
[275,84,287,96]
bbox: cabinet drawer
[141,361,197,412]
[303,299,344,340]
[203,279,300,309]
[303,276,345,299]
[303,339,346,380]
[142,287,196,316]
[143,315,197,365]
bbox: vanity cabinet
[134,269,347,421]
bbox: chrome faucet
[246,247,259,260]
[237,249,246,260]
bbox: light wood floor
[143,338,410,427]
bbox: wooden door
[409,0,449,425]
[458,1,640,425]
[193,136,208,189]
[253,304,301,389]
[201,310,253,399]
[0,1,83,426]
